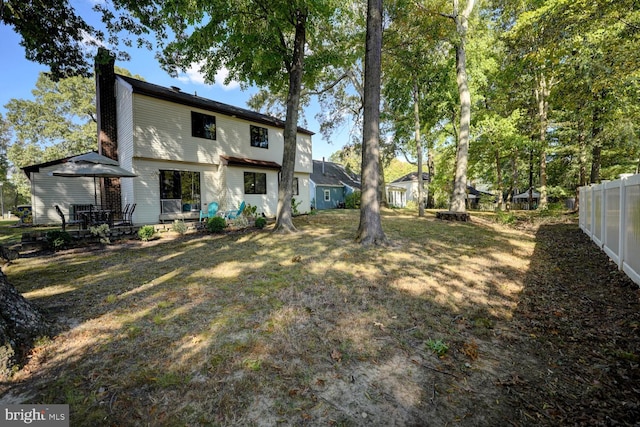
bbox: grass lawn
[1,209,638,426]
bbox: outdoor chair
[55,205,84,231]
[221,201,245,220]
[112,204,130,224]
[199,202,219,222]
[114,203,135,226]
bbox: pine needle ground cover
[1,210,638,425]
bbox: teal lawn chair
[222,201,245,220]
[199,202,219,222]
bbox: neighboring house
[23,49,313,225]
[310,159,360,210]
[387,172,430,208]
[512,189,540,210]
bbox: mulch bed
[503,223,640,425]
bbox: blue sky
[0,6,347,161]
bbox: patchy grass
[1,209,638,426]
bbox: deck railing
[579,174,640,287]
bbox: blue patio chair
[222,201,246,220]
[199,202,219,222]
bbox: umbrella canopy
[49,155,137,205]
[67,152,121,166]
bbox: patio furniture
[55,205,85,231]
[75,205,113,227]
[221,201,245,220]
[199,202,219,222]
[114,203,136,226]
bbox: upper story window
[250,125,268,148]
[191,111,216,140]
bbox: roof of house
[116,75,314,136]
[220,155,281,170]
[391,171,431,183]
[310,160,361,189]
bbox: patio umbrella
[49,154,137,205]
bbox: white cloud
[177,62,240,91]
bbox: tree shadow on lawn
[3,211,623,425]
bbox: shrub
[345,191,361,209]
[206,216,226,233]
[291,198,302,215]
[45,230,72,250]
[90,224,111,244]
[172,219,188,235]
[243,204,258,218]
[255,217,267,229]
[138,225,156,241]
[496,211,517,225]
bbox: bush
[45,230,72,250]
[172,219,187,235]
[243,204,258,218]
[90,224,111,244]
[495,211,517,225]
[291,198,302,215]
[206,216,226,233]
[345,191,361,209]
[255,217,267,229]
[138,225,156,241]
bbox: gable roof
[310,160,361,189]
[391,171,431,183]
[116,75,314,136]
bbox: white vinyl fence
[579,174,640,287]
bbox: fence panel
[603,182,621,264]
[579,174,640,287]
[623,177,640,285]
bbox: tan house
[23,50,313,226]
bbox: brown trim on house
[220,155,281,170]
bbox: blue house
[310,159,361,210]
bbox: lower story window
[244,172,267,194]
[324,189,330,202]
[160,170,201,213]
[293,177,299,196]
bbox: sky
[0,4,348,162]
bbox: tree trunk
[274,9,307,233]
[535,73,550,209]
[589,94,605,184]
[356,0,386,245]
[414,79,424,217]
[449,0,475,213]
[0,270,49,378]
[496,148,504,210]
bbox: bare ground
[0,212,639,426]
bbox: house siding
[315,186,345,210]
[131,159,219,225]
[116,79,136,211]
[29,164,98,224]
[129,91,313,174]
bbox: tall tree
[101,0,347,233]
[0,0,100,78]
[356,0,386,245]
[445,0,477,212]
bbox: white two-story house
[23,49,313,226]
